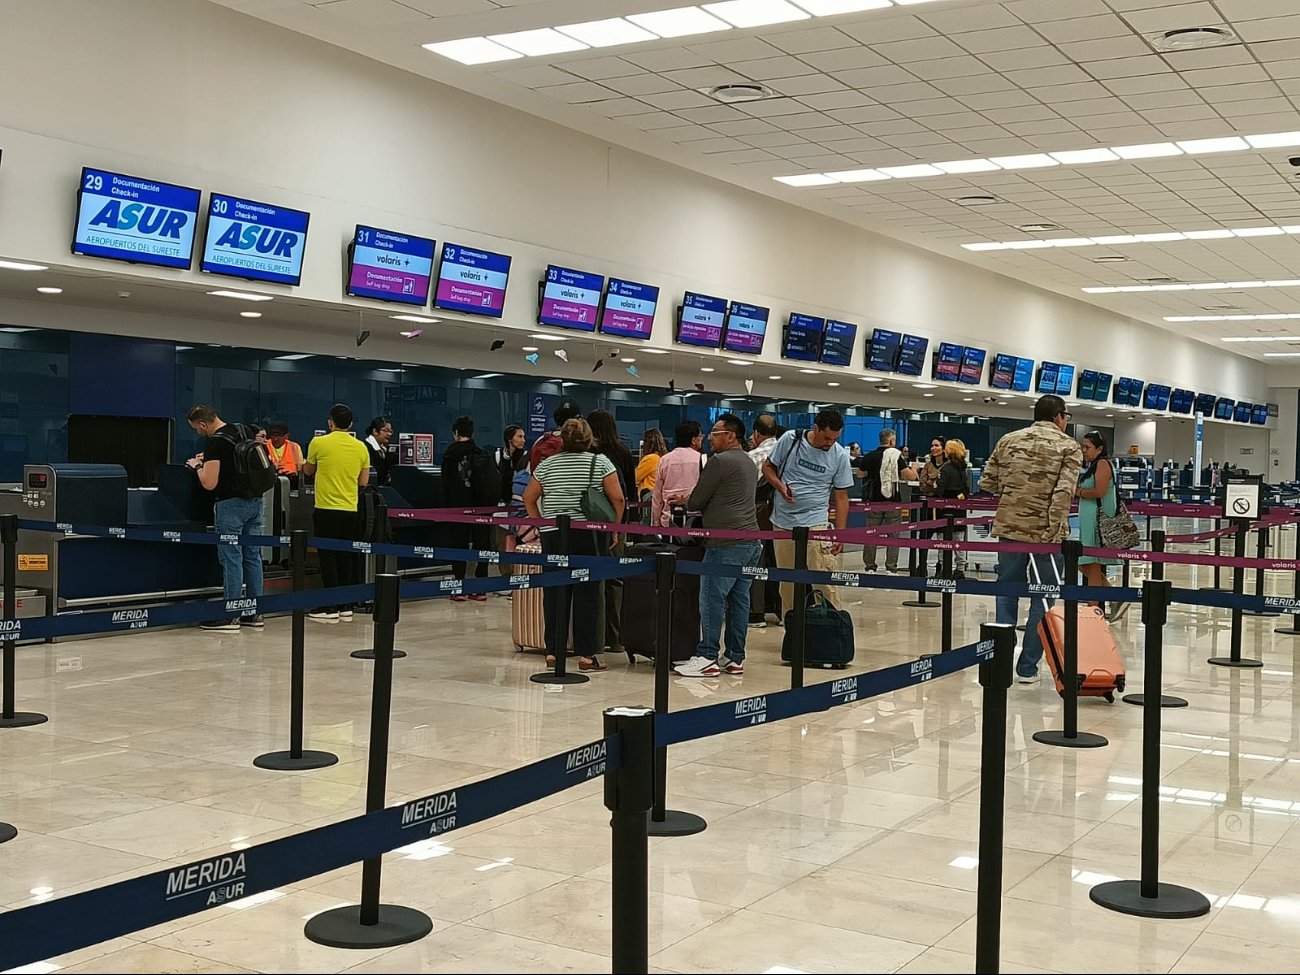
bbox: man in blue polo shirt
[761,408,855,611]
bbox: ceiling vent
[1150,26,1237,52]
[1142,276,1178,283]
[1016,223,1062,233]
[951,194,1002,206]
[706,83,775,104]
[1093,255,1130,263]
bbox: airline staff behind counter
[265,421,304,484]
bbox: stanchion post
[790,525,808,689]
[605,706,654,975]
[0,512,45,730]
[648,552,705,838]
[941,512,955,653]
[1213,518,1224,590]
[1244,513,1280,617]
[350,553,409,661]
[304,573,432,948]
[531,514,589,686]
[1276,564,1300,636]
[256,530,339,770]
[1033,540,1107,749]
[1123,531,1187,708]
[1210,520,1263,668]
[1091,579,1211,919]
[975,622,1014,975]
[902,501,938,610]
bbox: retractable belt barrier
[0,734,621,972]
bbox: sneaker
[1017,672,1041,685]
[308,612,339,624]
[864,564,879,573]
[450,595,469,603]
[722,657,744,675]
[748,620,767,629]
[470,593,488,602]
[338,610,353,622]
[239,615,264,628]
[200,619,240,633]
[674,655,722,678]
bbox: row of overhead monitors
[68,167,1267,420]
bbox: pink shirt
[651,447,706,527]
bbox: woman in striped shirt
[523,418,625,671]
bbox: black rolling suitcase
[621,541,701,662]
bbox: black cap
[554,398,582,424]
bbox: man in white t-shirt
[858,429,916,573]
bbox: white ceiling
[206,0,1300,360]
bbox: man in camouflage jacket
[979,394,1083,683]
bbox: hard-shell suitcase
[511,541,546,653]
[621,541,701,662]
[1030,558,1125,702]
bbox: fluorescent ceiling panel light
[275,353,312,360]
[1264,352,1300,357]
[727,358,752,365]
[528,332,568,341]
[879,163,943,178]
[390,314,439,323]
[1185,229,1234,239]
[36,286,62,294]
[774,173,837,186]
[1091,235,1138,245]
[1133,232,1186,242]
[827,381,841,386]
[989,153,1058,169]
[934,158,1000,174]
[1083,287,1121,293]
[488,28,589,56]
[1005,240,1052,249]
[768,375,782,379]
[799,368,822,374]
[1048,238,1096,247]
[825,168,890,182]
[0,259,48,271]
[1050,148,1119,164]
[792,0,893,13]
[704,0,809,28]
[555,18,657,47]
[1246,131,1300,149]
[1231,226,1285,237]
[962,242,1008,251]
[627,6,732,37]
[1177,136,1249,154]
[640,348,672,354]
[422,37,522,65]
[1112,142,1182,159]
[912,383,937,389]
[208,290,273,301]
[239,311,262,318]
[700,366,715,372]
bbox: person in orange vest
[265,421,304,484]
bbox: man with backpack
[858,429,916,574]
[440,415,501,601]
[187,404,278,632]
[303,404,372,623]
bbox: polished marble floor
[4,529,1300,973]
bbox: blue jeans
[698,541,763,663]
[215,497,264,617]
[996,550,1060,677]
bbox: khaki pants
[775,531,841,614]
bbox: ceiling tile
[798,46,888,72]
[1160,45,1257,69]
[1117,2,1223,34]
[601,74,682,97]
[1006,0,1113,21]
[1200,81,1285,103]
[828,104,901,123]
[673,104,748,123]
[952,26,1046,54]
[536,81,614,104]
[772,73,846,96]
[1123,88,1205,109]
[979,47,1072,71]
[1004,64,1095,87]
[798,89,877,110]
[739,55,824,80]
[1238,15,1300,43]
[871,35,970,63]
[1085,54,1175,79]
[491,64,574,88]
[686,36,783,63]
[958,89,1041,110]
[1032,13,1135,43]
[1102,73,1190,95]
[1059,35,1153,62]
[1181,63,1271,87]
[918,4,1023,33]
[838,17,937,45]
[639,89,715,111]
[932,73,1018,96]
[558,57,642,81]
[867,81,946,103]
[764,25,857,55]
[903,55,993,81]
[1217,0,1300,19]
[585,97,652,118]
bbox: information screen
[1234,402,1252,423]
[73,167,201,270]
[1011,356,1033,392]
[933,343,963,382]
[202,193,310,286]
[866,328,901,372]
[1078,370,1098,401]
[989,353,1016,390]
[434,242,512,317]
[1114,377,1143,407]
[1252,404,1269,425]
[598,278,658,340]
[538,264,604,331]
[1036,361,1059,395]
[820,320,856,367]
[897,334,929,377]
[677,291,727,348]
[783,313,825,361]
[346,225,435,305]
[1194,393,1216,416]
[1214,397,1235,420]
[1169,388,1194,414]
[1094,372,1113,402]
[1143,384,1171,410]
[1055,363,1075,397]
[960,347,985,385]
[722,301,769,354]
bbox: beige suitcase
[511,541,546,653]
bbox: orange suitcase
[1037,604,1126,702]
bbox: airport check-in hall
[2,0,1300,972]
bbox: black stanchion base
[303,903,433,949]
[1242,609,1281,618]
[0,711,48,728]
[1122,693,1189,708]
[1275,627,1300,636]
[0,822,15,844]
[1089,879,1211,919]
[350,648,408,660]
[901,600,940,609]
[648,809,708,837]
[530,671,590,685]
[1207,656,1264,669]
[253,749,340,771]
[1032,729,1108,749]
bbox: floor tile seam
[744,895,953,950]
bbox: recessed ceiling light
[391,314,439,323]
[707,83,776,103]
[488,28,588,56]
[1151,26,1237,52]
[774,173,838,187]
[990,153,1058,169]
[1263,352,1300,358]
[934,158,1001,174]
[912,383,938,389]
[825,167,890,182]
[627,6,731,38]
[726,358,752,365]
[768,375,782,380]
[1177,136,1250,155]
[275,353,312,360]
[240,311,262,318]
[209,290,273,301]
[827,381,840,386]
[962,397,973,401]
[621,356,636,362]
[1050,148,1119,164]
[799,368,822,374]
[1246,131,1300,149]
[700,366,715,372]
[879,163,943,178]
[0,259,48,271]
[422,37,522,65]
[923,392,935,397]
[522,346,539,352]
[792,0,893,13]
[1232,226,1285,237]
[527,332,567,341]
[1113,142,1182,159]
[35,286,62,295]
[1088,279,1300,293]
[640,348,672,355]
[703,0,809,29]
[555,18,656,48]
[1185,229,1235,240]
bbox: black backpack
[757,431,803,530]
[457,446,502,507]
[217,424,278,499]
[357,485,392,544]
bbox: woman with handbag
[523,418,625,672]
[1075,430,1124,619]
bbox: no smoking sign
[1224,482,1261,520]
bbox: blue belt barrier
[0,734,620,972]
[403,558,651,601]
[656,639,994,748]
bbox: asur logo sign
[89,200,189,239]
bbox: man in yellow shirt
[303,403,371,623]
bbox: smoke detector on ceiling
[706,83,775,104]
[1150,26,1237,52]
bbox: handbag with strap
[1096,461,1140,549]
[580,453,618,523]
